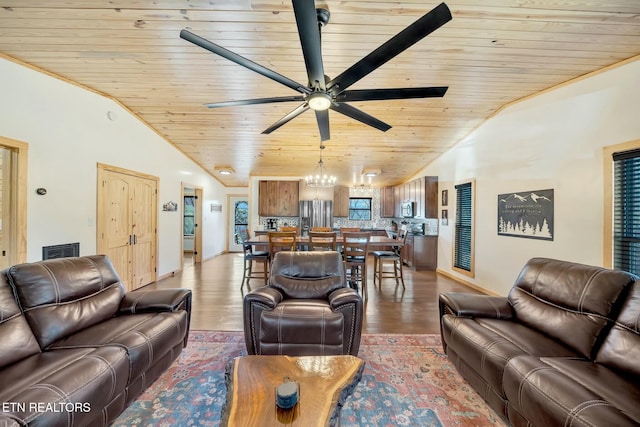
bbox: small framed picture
[442,190,448,207]
[441,209,448,226]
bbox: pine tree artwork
[497,189,554,240]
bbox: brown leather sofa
[0,255,192,427]
[439,257,640,427]
[243,251,363,356]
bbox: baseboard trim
[436,268,501,296]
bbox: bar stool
[342,232,370,298]
[373,227,408,289]
[240,231,270,290]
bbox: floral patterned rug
[112,331,505,427]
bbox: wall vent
[42,243,79,260]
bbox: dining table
[244,234,403,249]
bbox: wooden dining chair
[311,227,332,232]
[267,231,297,262]
[339,227,360,235]
[279,226,300,235]
[342,232,371,298]
[308,231,337,251]
[373,226,408,289]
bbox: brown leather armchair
[243,251,363,356]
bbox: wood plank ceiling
[1,0,639,187]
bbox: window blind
[454,182,472,271]
[613,149,640,275]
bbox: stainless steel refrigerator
[298,200,333,236]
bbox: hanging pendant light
[305,145,337,188]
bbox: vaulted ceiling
[1,1,639,187]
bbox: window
[612,149,640,275]
[453,180,474,276]
[183,196,195,236]
[349,197,372,220]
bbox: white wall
[0,58,230,276]
[413,59,640,295]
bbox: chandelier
[305,145,337,188]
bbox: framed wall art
[441,189,448,206]
[497,189,554,240]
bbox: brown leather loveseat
[439,257,640,427]
[243,251,363,356]
[0,255,192,426]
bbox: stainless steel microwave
[401,201,414,218]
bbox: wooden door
[98,164,157,291]
[130,176,157,288]
[98,169,132,288]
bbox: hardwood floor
[144,253,484,334]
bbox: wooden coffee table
[221,355,364,427]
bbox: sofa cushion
[504,355,639,427]
[47,310,188,379]
[0,270,41,369]
[442,315,581,396]
[8,255,125,349]
[596,280,640,377]
[508,257,635,357]
[0,346,129,427]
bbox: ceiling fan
[180,1,452,141]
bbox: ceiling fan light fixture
[307,92,332,111]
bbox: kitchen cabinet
[413,235,438,271]
[259,180,299,216]
[424,176,438,218]
[403,234,414,267]
[392,176,438,219]
[393,185,402,217]
[402,234,437,271]
[380,186,395,218]
[333,185,350,217]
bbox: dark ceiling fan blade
[180,29,311,95]
[292,0,326,90]
[315,110,330,141]
[204,96,304,108]
[337,87,448,102]
[262,103,310,135]
[331,103,392,132]
[327,2,452,93]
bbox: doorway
[228,196,248,252]
[0,137,27,269]
[182,184,203,268]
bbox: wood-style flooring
[145,253,483,334]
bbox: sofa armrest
[242,287,284,355]
[439,292,514,319]
[244,287,283,309]
[328,288,364,355]
[328,288,361,309]
[119,288,192,314]
[119,288,192,347]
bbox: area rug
[112,331,506,427]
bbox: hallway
[147,253,484,334]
